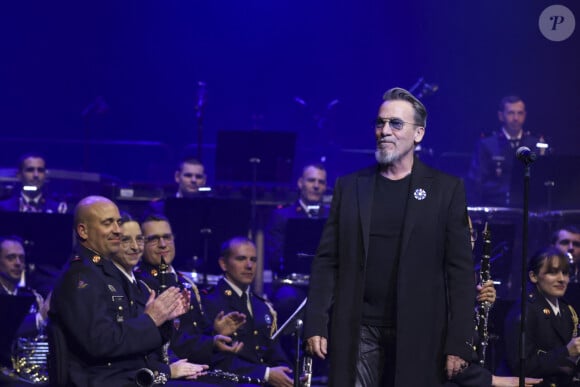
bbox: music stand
[272,297,308,387]
[215,130,296,184]
[528,154,580,211]
[0,212,73,268]
[164,197,251,276]
[0,294,35,368]
[280,218,326,276]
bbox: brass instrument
[475,222,492,367]
[11,335,49,384]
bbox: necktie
[240,292,252,317]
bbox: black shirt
[362,173,410,327]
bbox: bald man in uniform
[49,196,205,386]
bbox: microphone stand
[249,157,261,241]
[293,319,304,387]
[195,81,207,161]
[518,158,534,387]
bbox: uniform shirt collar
[112,261,137,283]
[223,277,250,298]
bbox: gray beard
[375,148,399,166]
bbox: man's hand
[214,311,246,335]
[567,336,580,356]
[213,334,244,353]
[445,354,468,379]
[169,358,209,380]
[491,375,542,386]
[39,291,51,320]
[267,366,293,387]
[305,336,327,359]
[144,287,187,327]
[476,280,496,304]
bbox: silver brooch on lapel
[413,188,427,201]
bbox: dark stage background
[1,0,578,186]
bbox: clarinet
[157,255,170,364]
[475,222,492,367]
[302,355,313,387]
[158,255,169,294]
[205,369,264,384]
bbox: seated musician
[265,163,329,322]
[0,235,51,385]
[0,153,68,214]
[446,219,542,387]
[49,196,202,386]
[504,247,580,386]
[150,157,208,215]
[201,237,293,387]
[135,213,250,367]
[113,214,209,381]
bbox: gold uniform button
[92,255,101,264]
[255,345,260,350]
[130,301,134,306]
[107,362,111,367]
[260,358,264,363]
[253,330,258,335]
[118,306,123,310]
[193,322,197,327]
[233,332,238,337]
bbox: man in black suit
[304,87,475,387]
[0,153,67,214]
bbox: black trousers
[355,325,396,387]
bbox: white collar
[501,127,523,141]
[112,261,137,283]
[223,277,250,299]
[545,297,561,316]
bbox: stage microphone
[516,146,537,164]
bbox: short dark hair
[18,153,46,172]
[220,236,254,260]
[301,163,326,176]
[551,225,580,245]
[141,213,170,228]
[119,212,136,225]
[0,235,25,253]
[382,87,427,127]
[177,157,204,173]
[498,95,524,111]
[527,246,569,281]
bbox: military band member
[0,235,50,372]
[0,153,67,213]
[203,237,293,387]
[505,247,580,386]
[49,196,198,386]
[135,213,247,365]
